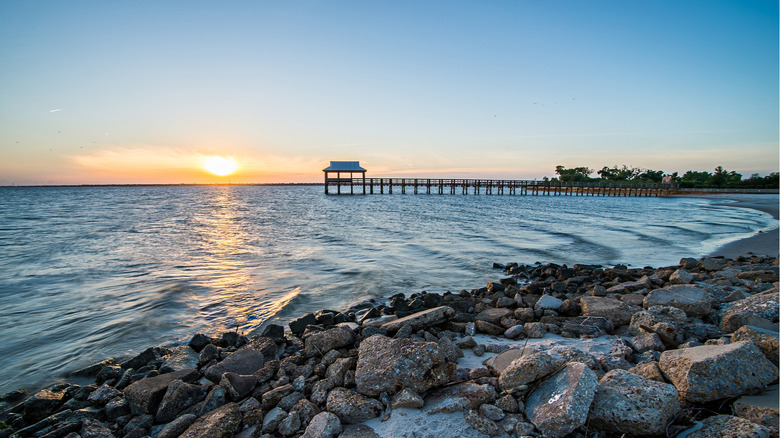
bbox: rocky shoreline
[1,255,778,438]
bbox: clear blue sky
[1,0,777,184]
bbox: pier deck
[324,177,675,196]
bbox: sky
[1,1,778,184]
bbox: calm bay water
[0,185,775,394]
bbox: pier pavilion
[323,161,367,195]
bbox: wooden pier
[325,177,675,197]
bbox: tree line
[550,165,779,189]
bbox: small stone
[87,384,121,405]
[390,387,424,409]
[503,324,524,339]
[684,414,771,438]
[179,402,241,438]
[425,382,497,413]
[669,268,693,284]
[277,411,301,436]
[300,411,342,438]
[495,393,519,413]
[523,322,547,338]
[464,409,502,436]
[475,320,504,335]
[631,332,666,353]
[534,294,563,311]
[479,403,505,421]
[289,313,317,336]
[628,361,666,382]
[262,406,288,433]
[157,414,197,438]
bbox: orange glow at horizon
[202,156,239,176]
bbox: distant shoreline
[0,183,324,188]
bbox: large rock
[304,326,356,357]
[379,306,455,334]
[123,369,198,415]
[588,369,680,436]
[325,388,383,424]
[643,285,712,317]
[179,402,241,438]
[659,341,777,403]
[580,296,633,326]
[355,335,456,396]
[498,351,562,391]
[22,388,68,423]
[204,348,265,382]
[732,325,779,365]
[525,362,598,438]
[683,414,771,438]
[155,379,207,423]
[720,289,779,333]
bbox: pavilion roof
[322,161,366,172]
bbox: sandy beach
[682,194,779,259]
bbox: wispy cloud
[49,108,63,112]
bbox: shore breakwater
[1,254,777,438]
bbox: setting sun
[202,156,238,176]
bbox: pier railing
[324,177,676,196]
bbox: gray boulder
[498,351,562,391]
[525,362,598,438]
[424,382,497,414]
[123,369,198,415]
[475,307,513,324]
[580,296,633,326]
[588,369,680,436]
[301,411,342,438]
[303,326,356,357]
[720,289,779,333]
[659,341,777,403]
[643,285,712,317]
[380,306,455,334]
[326,388,383,424]
[179,402,241,438]
[355,335,456,396]
[204,348,265,382]
[157,414,197,438]
[155,379,206,423]
[732,325,779,365]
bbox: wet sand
[686,194,779,258]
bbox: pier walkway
[324,177,675,196]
